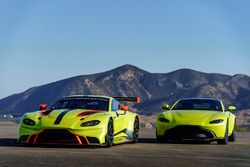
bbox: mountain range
[0,65,250,117]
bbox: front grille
[35,129,80,144]
[164,126,215,140]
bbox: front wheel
[229,122,236,142]
[217,122,229,145]
[156,129,166,143]
[156,135,165,143]
[104,119,114,147]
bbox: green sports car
[18,95,140,147]
[156,98,236,144]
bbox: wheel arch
[125,112,139,131]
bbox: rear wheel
[217,122,229,145]
[104,119,114,147]
[132,118,139,143]
[229,121,236,142]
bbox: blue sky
[0,0,249,99]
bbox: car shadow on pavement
[138,138,213,145]
[0,138,213,147]
[138,138,156,143]
[0,138,19,147]
[0,138,100,149]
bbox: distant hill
[0,64,250,116]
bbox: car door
[111,99,127,137]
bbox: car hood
[168,110,225,125]
[37,109,107,129]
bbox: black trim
[40,109,53,116]
[54,109,72,125]
[87,137,100,144]
[18,135,29,144]
[114,129,127,136]
[114,128,133,139]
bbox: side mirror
[227,106,236,111]
[120,105,129,111]
[39,104,47,111]
[162,104,170,110]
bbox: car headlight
[23,118,36,126]
[159,118,170,123]
[209,119,224,124]
[80,120,100,127]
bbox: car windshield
[172,99,222,111]
[51,97,109,111]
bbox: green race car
[156,98,236,144]
[18,95,140,147]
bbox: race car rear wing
[113,97,141,103]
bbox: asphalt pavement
[0,123,250,167]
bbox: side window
[112,99,120,111]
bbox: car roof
[179,98,221,102]
[65,95,113,99]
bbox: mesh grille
[36,129,79,144]
[164,126,215,140]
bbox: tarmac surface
[0,123,250,167]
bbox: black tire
[156,129,167,143]
[104,119,114,147]
[132,118,139,143]
[156,135,165,143]
[217,122,229,145]
[229,121,236,142]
